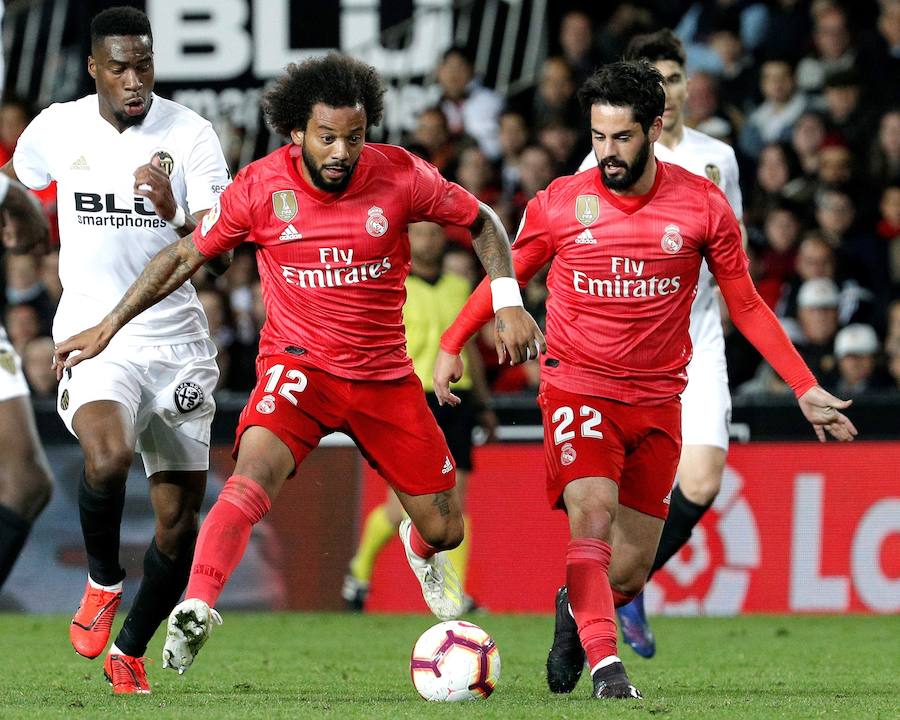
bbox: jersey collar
[593,158,666,215]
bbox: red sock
[409,523,437,560]
[567,538,617,668]
[186,475,271,607]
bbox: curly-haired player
[55,53,544,682]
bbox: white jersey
[579,126,743,353]
[13,93,230,345]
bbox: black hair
[262,53,385,137]
[90,6,152,48]
[441,45,475,66]
[577,60,665,133]
[624,29,686,67]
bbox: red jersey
[195,143,480,380]
[446,161,749,404]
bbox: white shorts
[0,339,29,402]
[57,338,218,476]
[680,343,731,451]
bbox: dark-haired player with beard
[434,60,856,700]
[3,6,231,694]
[54,53,543,681]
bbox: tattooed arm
[468,202,515,280]
[53,234,209,374]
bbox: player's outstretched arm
[53,235,209,374]
[468,202,545,364]
[718,273,857,442]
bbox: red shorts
[235,352,456,496]
[538,382,681,519]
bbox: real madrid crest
[155,150,175,177]
[661,223,683,254]
[704,163,721,187]
[575,195,599,227]
[272,190,298,223]
[366,206,388,237]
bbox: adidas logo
[575,229,596,244]
[441,456,453,474]
[279,223,302,241]
[70,156,89,170]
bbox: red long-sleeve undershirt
[441,271,818,399]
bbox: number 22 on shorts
[551,405,603,444]
[263,363,308,405]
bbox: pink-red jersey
[444,161,748,404]
[195,143,479,380]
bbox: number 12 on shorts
[263,363,309,405]
[552,405,603,444]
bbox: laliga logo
[646,466,760,615]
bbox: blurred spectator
[453,146,500,205]
[745,142,801,227]
[867,109,900,188]
[38,250,62,308]
[4,303,41,354]
[4,253,53,325]
[495,110,530,200]
[796,5,857,96]
[820,69,879,155]
[756,0,813,65]
[0,97,32,165]
[443,245,478,287]
[21,335,56,398]
[876,184,900,295]
[508,144,556,229]
[684,70,735,142]
[509,56,581,134]
[593,3,654,65]
[887,299,900,343]
[707,27,757,117]
[406,107,457,173]
[792,277,841,386]
[558,11,600,87]
[537,117,581,174]
[833,323,884,395]
[859,0,900,106]
[739,58,807,159]
[789,110,827,177]
[778,231,836,318]
[887,335,900,388]
[756,200,803,307]
[435,46,504,160]
[815,138,854,190]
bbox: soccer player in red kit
[434,61,857,700]
[54,54,544,677]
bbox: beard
[598,138,651,191]
[301,144,356,192]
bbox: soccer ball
[409,620,501,701]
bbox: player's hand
[798,385,857,442]
[52,321,115,380]
[433,349,464,407]
[494,306,546,366]
[134,153,177,222]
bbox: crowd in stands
[2,0,899,402]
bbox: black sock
[78,470,126,586]
[0,504,31,591]
[649,485,712,577]
[115,537,193,657]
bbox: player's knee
[84,447,133,491]
[679,471,721,506]
[420,515,464,551]
[568,499,615,540]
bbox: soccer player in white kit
[2,7,230,693]
[0,171,55,593]
[575,30,745,658]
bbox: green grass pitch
[1,613,896,719]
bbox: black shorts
[426,390,477,472]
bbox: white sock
[88,574,122,592]
[109,643,124,656]
[591,655,622,675]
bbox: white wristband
[490,277,524,313]
[170,205,187,229]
